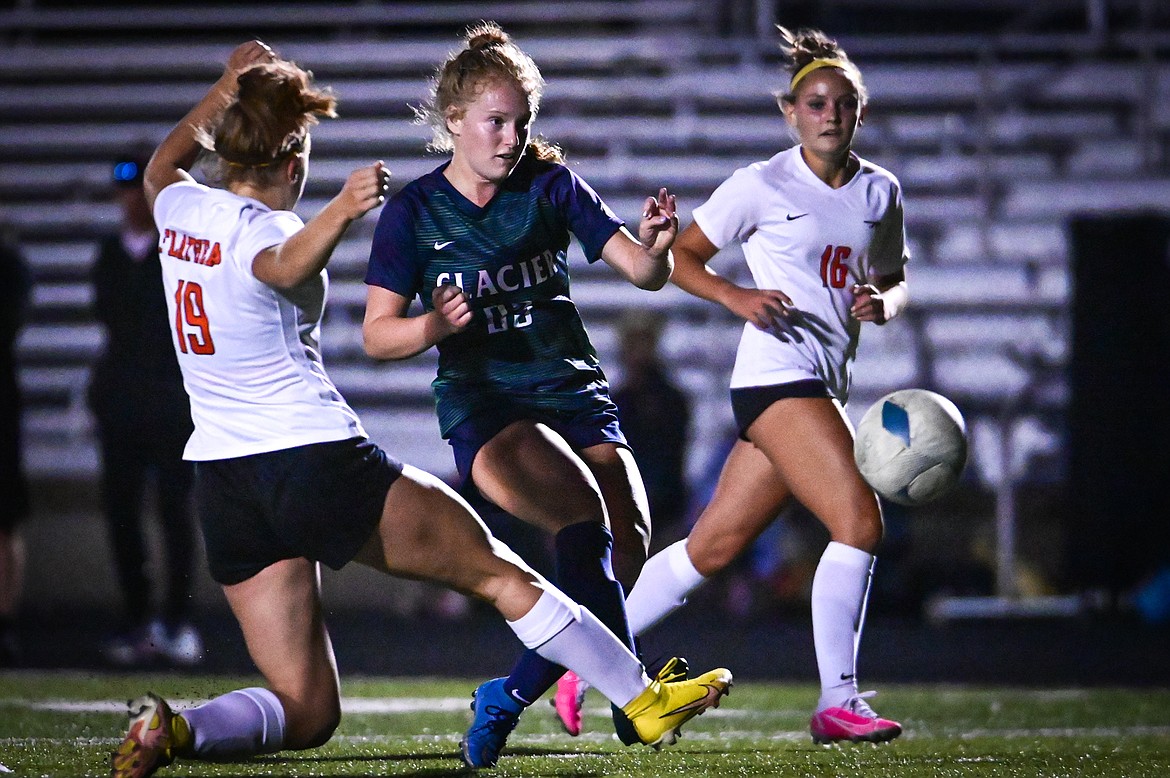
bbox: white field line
[6,696,1170,745]
[954,725,1170,739]
[9,724,1170,752]
[4,697,795,718]
[11,697,475,714]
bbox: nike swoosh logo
[434,240,454,250]
[659,683,723,719]
[864,220,880,227]
[824,712,878,735]
[786,213,809,221]
[508,689,533,706]
[840,673,854,681]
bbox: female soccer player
[621,26,908,745]
[363,23,681,767]
[110,40,730,778]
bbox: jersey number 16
[820,244,852,289]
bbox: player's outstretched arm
[253,162,390,289]
[144,40,276,210]
[599,188,677,290]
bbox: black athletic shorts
[447,396,627,492]
[730,379,831,440]
[195,437,403,585]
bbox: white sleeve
[152,179,206,230]
[232,209,305,277]
[868,181,911,277]
[691,165,764,249]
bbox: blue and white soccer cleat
[460,677,523,768]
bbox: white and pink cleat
[810,692,902,744]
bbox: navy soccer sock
[503,521,636,705]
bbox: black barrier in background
[1067,213,1170,596]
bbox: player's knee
[303,711,341,749]
[611,518,650,563]
[549,502,606,530]
[689,537,740,578]
[286,704,341,750]
[834,511,883,552]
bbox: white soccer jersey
[693,145,910,404]
[154,180,365,460]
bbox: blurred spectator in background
[89,151,203,666]
[612,310,691,552]
[0,226,32,666]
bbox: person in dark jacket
[89,152,203,666]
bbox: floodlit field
[2,672,1168,777]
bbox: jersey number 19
[173,279,216,355]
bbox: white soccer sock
[508,586,650,707]
[181,687,286,758]
[811,541,874,712]
[624,539,707,635]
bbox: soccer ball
[854,389,968,506]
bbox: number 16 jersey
[693,146,911,405]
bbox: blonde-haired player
[618,25,909,744]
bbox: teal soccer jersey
[366,157,624,436]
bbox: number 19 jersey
[154,180,365,461]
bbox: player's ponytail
[418,21,563,163]
[198,60,337,184]
[776,26,867,106]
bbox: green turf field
[1,672,1168,777]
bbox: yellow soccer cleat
[111,692,191,778]
[615,664,733,748]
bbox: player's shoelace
[846,691,880,718]
[476,703,520,738]
[463,691,521,767]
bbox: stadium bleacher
[1,1,1167,504]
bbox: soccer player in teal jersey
[364,23,686,768]
[365,147,624,439]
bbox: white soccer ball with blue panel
[854,388,968,506]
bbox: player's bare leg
[353,465,731,765]
[623,440,789,636]
[749,397,899,743]
[222,559,341,749]
[745,396,881,552]
[112,560,335,777]
[352,465,541,620]
[578,442,651,587]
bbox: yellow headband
[789,57,849,91]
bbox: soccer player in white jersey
[109,40,730,778]
[617,26,910,744]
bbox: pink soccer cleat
[810,691,902,744]
[552,670,588,736]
